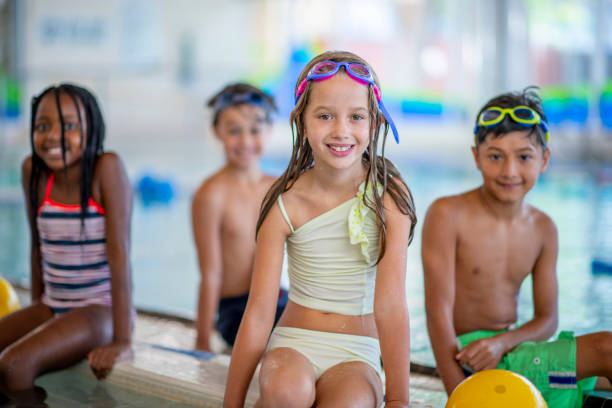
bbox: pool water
[1,152,610,367]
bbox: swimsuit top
[277,182,380,315]
[37,173,112,313]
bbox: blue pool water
[1,152,610,366]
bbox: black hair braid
[28,86,54,241]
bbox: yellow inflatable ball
[446,369,547,408]
[0,277,20,318]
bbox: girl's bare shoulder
[278,172,310,205]
[20,156,35,199]
[21,155,33,176]
[92,152,130,202]
[93,152,127,178]
[21,156,34,189]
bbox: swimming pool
[1,148,610,367]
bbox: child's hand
[455,337,506,372]
[88,342,132,380]
[195,336,211,352]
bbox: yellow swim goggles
[474,105,550,143]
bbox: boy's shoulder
[193,170,227,205]
[427,189,556,226]
[426,188,480,219]
[523,202,557,236]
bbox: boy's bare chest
[220,190,264,239]
[456,224,542,285]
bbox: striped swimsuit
[37,173,112,313]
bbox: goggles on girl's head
[213,91,270,114]
[473,105,550,143]
[295,60,400,144]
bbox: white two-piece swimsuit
[268,182,383,380]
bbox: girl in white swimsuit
[224,51,417,408]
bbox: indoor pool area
[1,0,611,406]
[1,147,611,406]
[2,154,611,367]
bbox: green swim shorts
[457,330,598,408]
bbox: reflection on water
[86,383,118,408]
[0,153,610,367]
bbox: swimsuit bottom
[216,289,287,345]
[458,329,598,408]
[267,326,382,380]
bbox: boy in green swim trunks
[422,88,612,408]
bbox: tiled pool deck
[127,313,448,407]
[14,289,447,407]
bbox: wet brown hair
[256,50,417,263]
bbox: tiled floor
[12,289,448,407]
[130,313,448,407]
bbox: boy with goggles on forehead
[192,83,287,352]
[422,87,612,407]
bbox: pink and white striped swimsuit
[37,173,112,313]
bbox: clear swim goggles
[295,60,399,144]
[474,105,550,143]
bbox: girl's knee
[0,347,36,391]
[315,380,379,408]
[259,370,315,408]
[259,384,314,408]
[315,363,382,408]
[259,352,315,408]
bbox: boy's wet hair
[207,83,277,127]
[255,50,417,263]
[474,86,549,149]
[29,83,105,230]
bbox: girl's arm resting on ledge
[89,154,133,379]
[223,203,288,407]
[374,195,412,405]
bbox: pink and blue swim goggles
[295,60,400,144]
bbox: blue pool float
[591,259,612,275]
